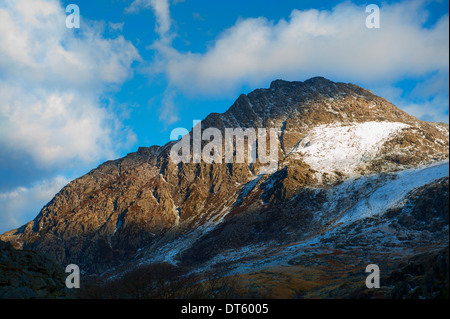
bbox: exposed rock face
[1,77,448,285]
[0,240,66,298]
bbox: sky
[0,0,448,233]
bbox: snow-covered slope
[292,121,410,175]
[335,160,449,225]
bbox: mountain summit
[1,78,448,297]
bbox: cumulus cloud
[156,1,448,97]
[0,0,140,170]
[141,0,448,122]
[0,87,137,168]
[0,175,69,233]
[0,0,140,231]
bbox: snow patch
[292,121,409,175]
[336,160,449,225]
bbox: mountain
[1,77,448,298]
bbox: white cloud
[0,0,141,231]
[0,0,140,170]
[151,0,448,98]
[0,87,137,168]
[0,175,69,233]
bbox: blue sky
[0,0,448,233]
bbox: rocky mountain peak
[270,76,333,90]
[207,77,421,135]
